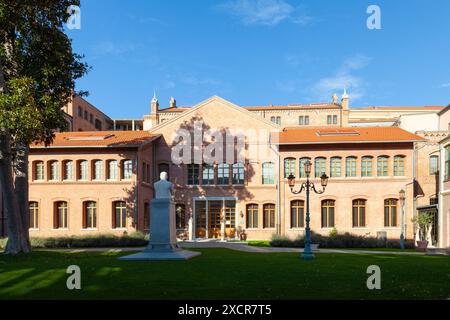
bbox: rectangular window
[202,164,215,185]
[299,158,310,178]
[78,106,82,117]
[262,162,274,184]
[429,156,439,175]
[327,115,332,125]
[377,156,389,176]
[333,115,338,124]
[218,163,230,185]
[50,161,59,181]
[445,146,450,180]
[89,113,93,124]
[84,110,88,120]
[305,116,309,125]
[232,163,245,185]
[362,156,373,177]
[84,201,97,229]
[346,157,357,177]
[64,161,73,180]
[29,202,39,229]
[330,157,341,177]
[187,164,199,185]
[55,202,68,229]
[299,116,304,125]
[113,201,127,229]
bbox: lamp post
[288,160,329,260]
[399,189,406,250]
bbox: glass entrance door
[193,199,237,240]
[224,200,236,238]
[208,201,222,239]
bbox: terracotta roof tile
[31,131,160,148]
[272,126,425,144]
[357,106,445,111]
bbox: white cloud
[310,54,371,102]
[218,0,311,26]
[92,41,138,56]
[441,83,450,88]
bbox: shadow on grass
[0,249,449,300]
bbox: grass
[0,249,449,300]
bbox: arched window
[232,163,244,185]
[352,199,366,227]
[122,159,133,180]
[330,157,341,177]
[346,157,357,177]
[321,200,335,228]
[93,160,103,180]
[384,199,398,227]
[49,160,59,181]
[361,156,373,177]
[299,157,311,178]
[284,158,295,178]
[34,161,44,181]
[79,160,88,180]
[176,204,186,229]
[63,161,73,181]
[107,160,118,180]
[263,204,276,229]
[291,200,305,228]
[394,155,405,176]
[315,157,326,178]
[246,204,258,229]
[262,162,274,184]
[83,201,97,229]
[113,201,127,229]
[377,156,389,177]
[218,163,230,185]
[429,155,439,175]
[54,201,68,229]
[29,202,39,229]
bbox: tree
[0,1,88,254]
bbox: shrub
[270,232,415,249]
[1,232,149,250]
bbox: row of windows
[270,115,339,126]
[445,146,450,180]
[245,199,400,229]
[77,106,103,130]
[29,201,128,230]
[284,155,406,178]
[187,163,245,185]
[33,159,133,182]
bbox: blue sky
[67,0,450,118]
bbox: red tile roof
[31,131,160,148]
[272,126,425,145]
[356,106,445,111]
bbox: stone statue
[154,172,173,199]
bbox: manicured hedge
[0,232,149,249]
[270,232,415,249]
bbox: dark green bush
[0,232,149,249]
[270,232,415,249]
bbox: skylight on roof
[65,134,115,141]
[316,129,360,137]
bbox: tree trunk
[13,143,31,252]
[0,131,29,254]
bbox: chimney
[341,89,349,110]
[151,91,159,114]
[169,97,176,109]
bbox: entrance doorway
[193,198,237,240]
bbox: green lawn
[0,249,449,300]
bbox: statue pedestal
[119,198,201,261]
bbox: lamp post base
[301,252,315,260]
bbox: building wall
[439,107,450,130]
[28,146,154,237]
[64,96,113,132]
[397,113,439,133]
[440,140,450,247]
[279,143,415,241]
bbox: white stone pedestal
[119,198,201,261]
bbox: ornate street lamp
[287,160,329,260]
[399,189,406,250]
